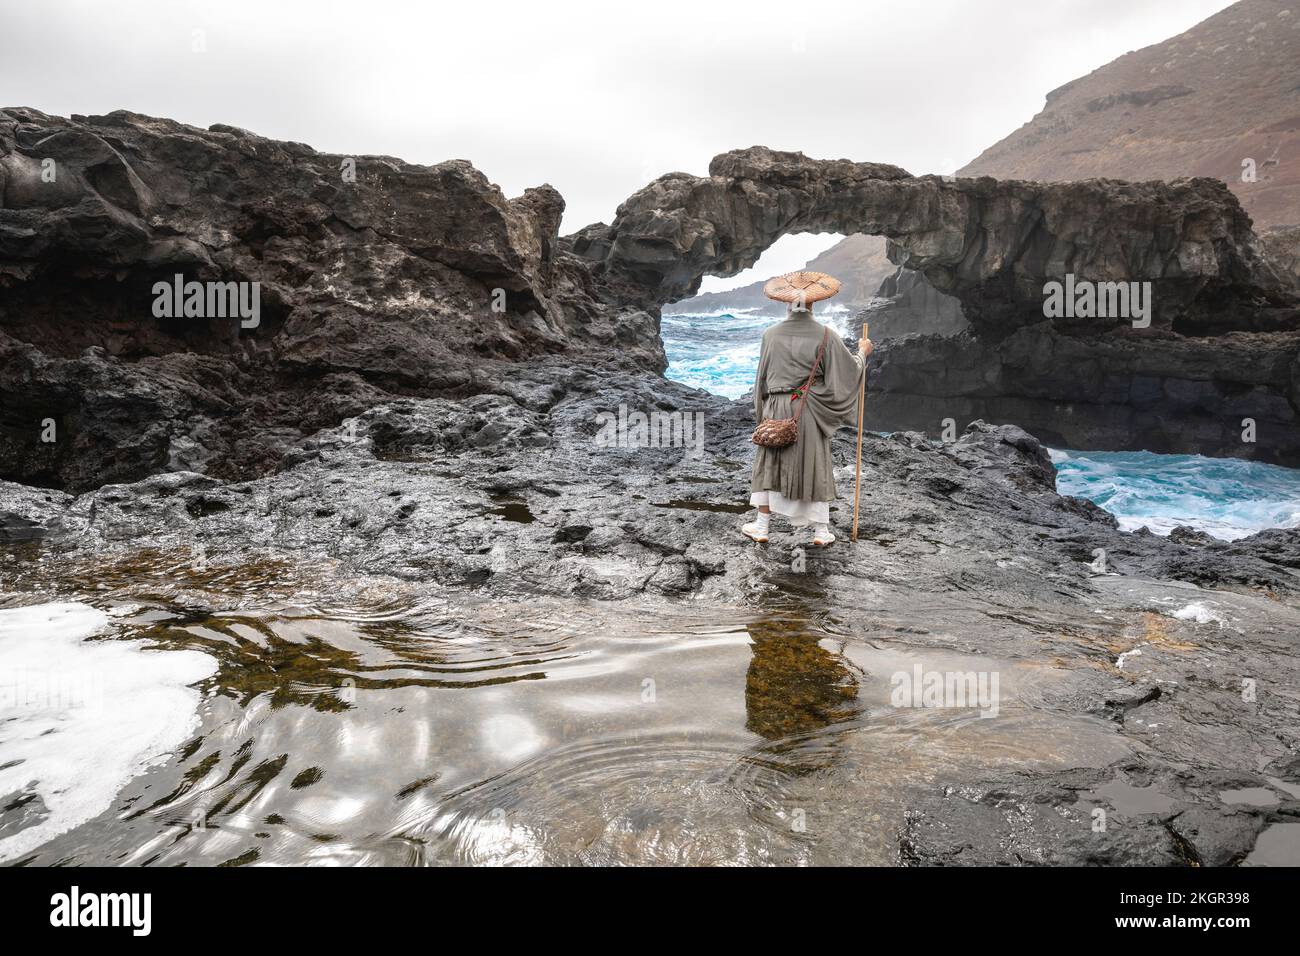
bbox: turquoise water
[1051,448,1300,541]
[662,308,1300,542]
[662,306,855,399]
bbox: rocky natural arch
[566,146,1295,338]
[565,146,1300,463]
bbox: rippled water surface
[0,548,1133,866]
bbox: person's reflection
[744,613,860,744]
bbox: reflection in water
[744,613,860,742]
[1,545,1137,866]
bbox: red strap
[792,328,829,424]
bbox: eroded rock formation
[5,110,1300,485]
[570,146,1300,463]
[571,146,1295,333]
[0,107,660,490]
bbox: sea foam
[0,602,217,862]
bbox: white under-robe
[749,490,829,528]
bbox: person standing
[743,271,872,547]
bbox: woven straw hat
[763,270,842,305]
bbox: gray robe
[750,312,865,502]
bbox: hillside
[961,0,1300,229]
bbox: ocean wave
[662,306,770,320]
[1053,449,1300,541]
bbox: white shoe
[811,525,836,548]
[742,517,770,543]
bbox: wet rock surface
[3,363,1298,864]
[0,107,663,490]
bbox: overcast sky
[3,0,1235,291]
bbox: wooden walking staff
[851,321,868,541]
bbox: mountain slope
[960,0,1300,229]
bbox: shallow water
[0,550,1132,866]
